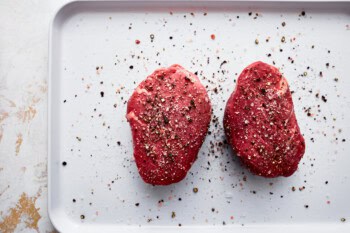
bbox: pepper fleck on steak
[224,61,305,177]
[127,64,211,185]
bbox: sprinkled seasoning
[171,211,176,218]
[59,9,347,227]
[163,115,169,124]
[211,34,216,40]
[80,215,85,220]
[126,65,211,185]
[223,62,305,178]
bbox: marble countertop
[0,0,68,232]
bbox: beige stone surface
[0,1,68,232]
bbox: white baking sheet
[48,1,350,232]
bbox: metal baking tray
[49,1,350,232]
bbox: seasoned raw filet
[224,61,305,177]
[127,64,211,185]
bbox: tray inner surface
[50,1,350,229]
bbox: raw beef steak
[127,65,211,185]
[224,61,305,177]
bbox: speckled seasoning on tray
[46,4,350,231]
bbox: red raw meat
[127,65,211,185]
[224,61,305,177]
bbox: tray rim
[48,0,350,232]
